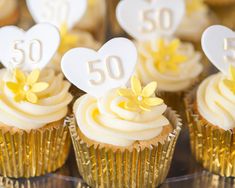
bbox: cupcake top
[136,37,203,92]
[73,76,170,146]
[176,0,211,38]
[197,68,235,130]
[0,68,73,131]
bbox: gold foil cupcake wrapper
[67,108,182,188]
[185,89,235,177]
[0,121,71,178]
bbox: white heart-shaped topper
[26,0,87,30]
[61,38,138,97]
[201,25,235,75]
[0,23,60,72]
[116,0,185,41]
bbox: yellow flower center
[137,96,143,101]
[23,85,30,91]
[164,55,171,61]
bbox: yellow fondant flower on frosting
[152,39,187,73]
[6,69,49,103]
[58,23,79,54]
[118,76,163,112]
[224,65,235,94]
[88,0,95,6]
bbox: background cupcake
[116,0,203,112]
[185,25,235,177]
[0,23,73,178]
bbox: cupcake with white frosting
[176,0,216,44]
[185,25,235,177]
[68,75,182,187]
[185,67,235,177]
[0,0,19,26]
[136,37,203,110]
[0,68,73,178]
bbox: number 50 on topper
[116,0,185,41]
[61,38,138,98]
[0,23,60,72]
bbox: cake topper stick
[116,0,185,41]
[0,23,60,72]
[202,25,235,76]
[26,0,87,30]
[61,38,138,98]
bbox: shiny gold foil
[0,121,71,178]
[185,89,235,177]
[67,109,182,188]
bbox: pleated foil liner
[185,89,235,177]
[0,120,71,178]
[0,175,89,188]
[66,108,182,188]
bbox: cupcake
[76,0,106,42]
[176,0,217,44]
[0,0,19,26]
[136,37,203,111]
[67,76,181,187]
[0,68,73,178]
[185,25,235,177]
[0,23,73,178]
[61,38,182,187]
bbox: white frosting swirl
[74,89,169,147]
[176,1,211,40]
[197,73,235,130]
[136,39,203,92]
[0,68,73,131]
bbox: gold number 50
[87,56,124,86]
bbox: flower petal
[118,88,134,97]
[169,39,180,52]
[6,82,19,93]
[224,79,235,93]
[144,97,163,106]
[26,92,38,103]
[27,69,40,84]
[14,92,25,102]
[124,101,139,111]
[139,103,151,111]
[31,82,49,93]
[14,69,26,83]
[142,82,157,97]
[131,76,142,95]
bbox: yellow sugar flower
[6,69,49,103]
[224,65,235,94]
[186,0,205,15]
[151,38,187,73]
[58,23,79,54]
[118,76,163,112]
